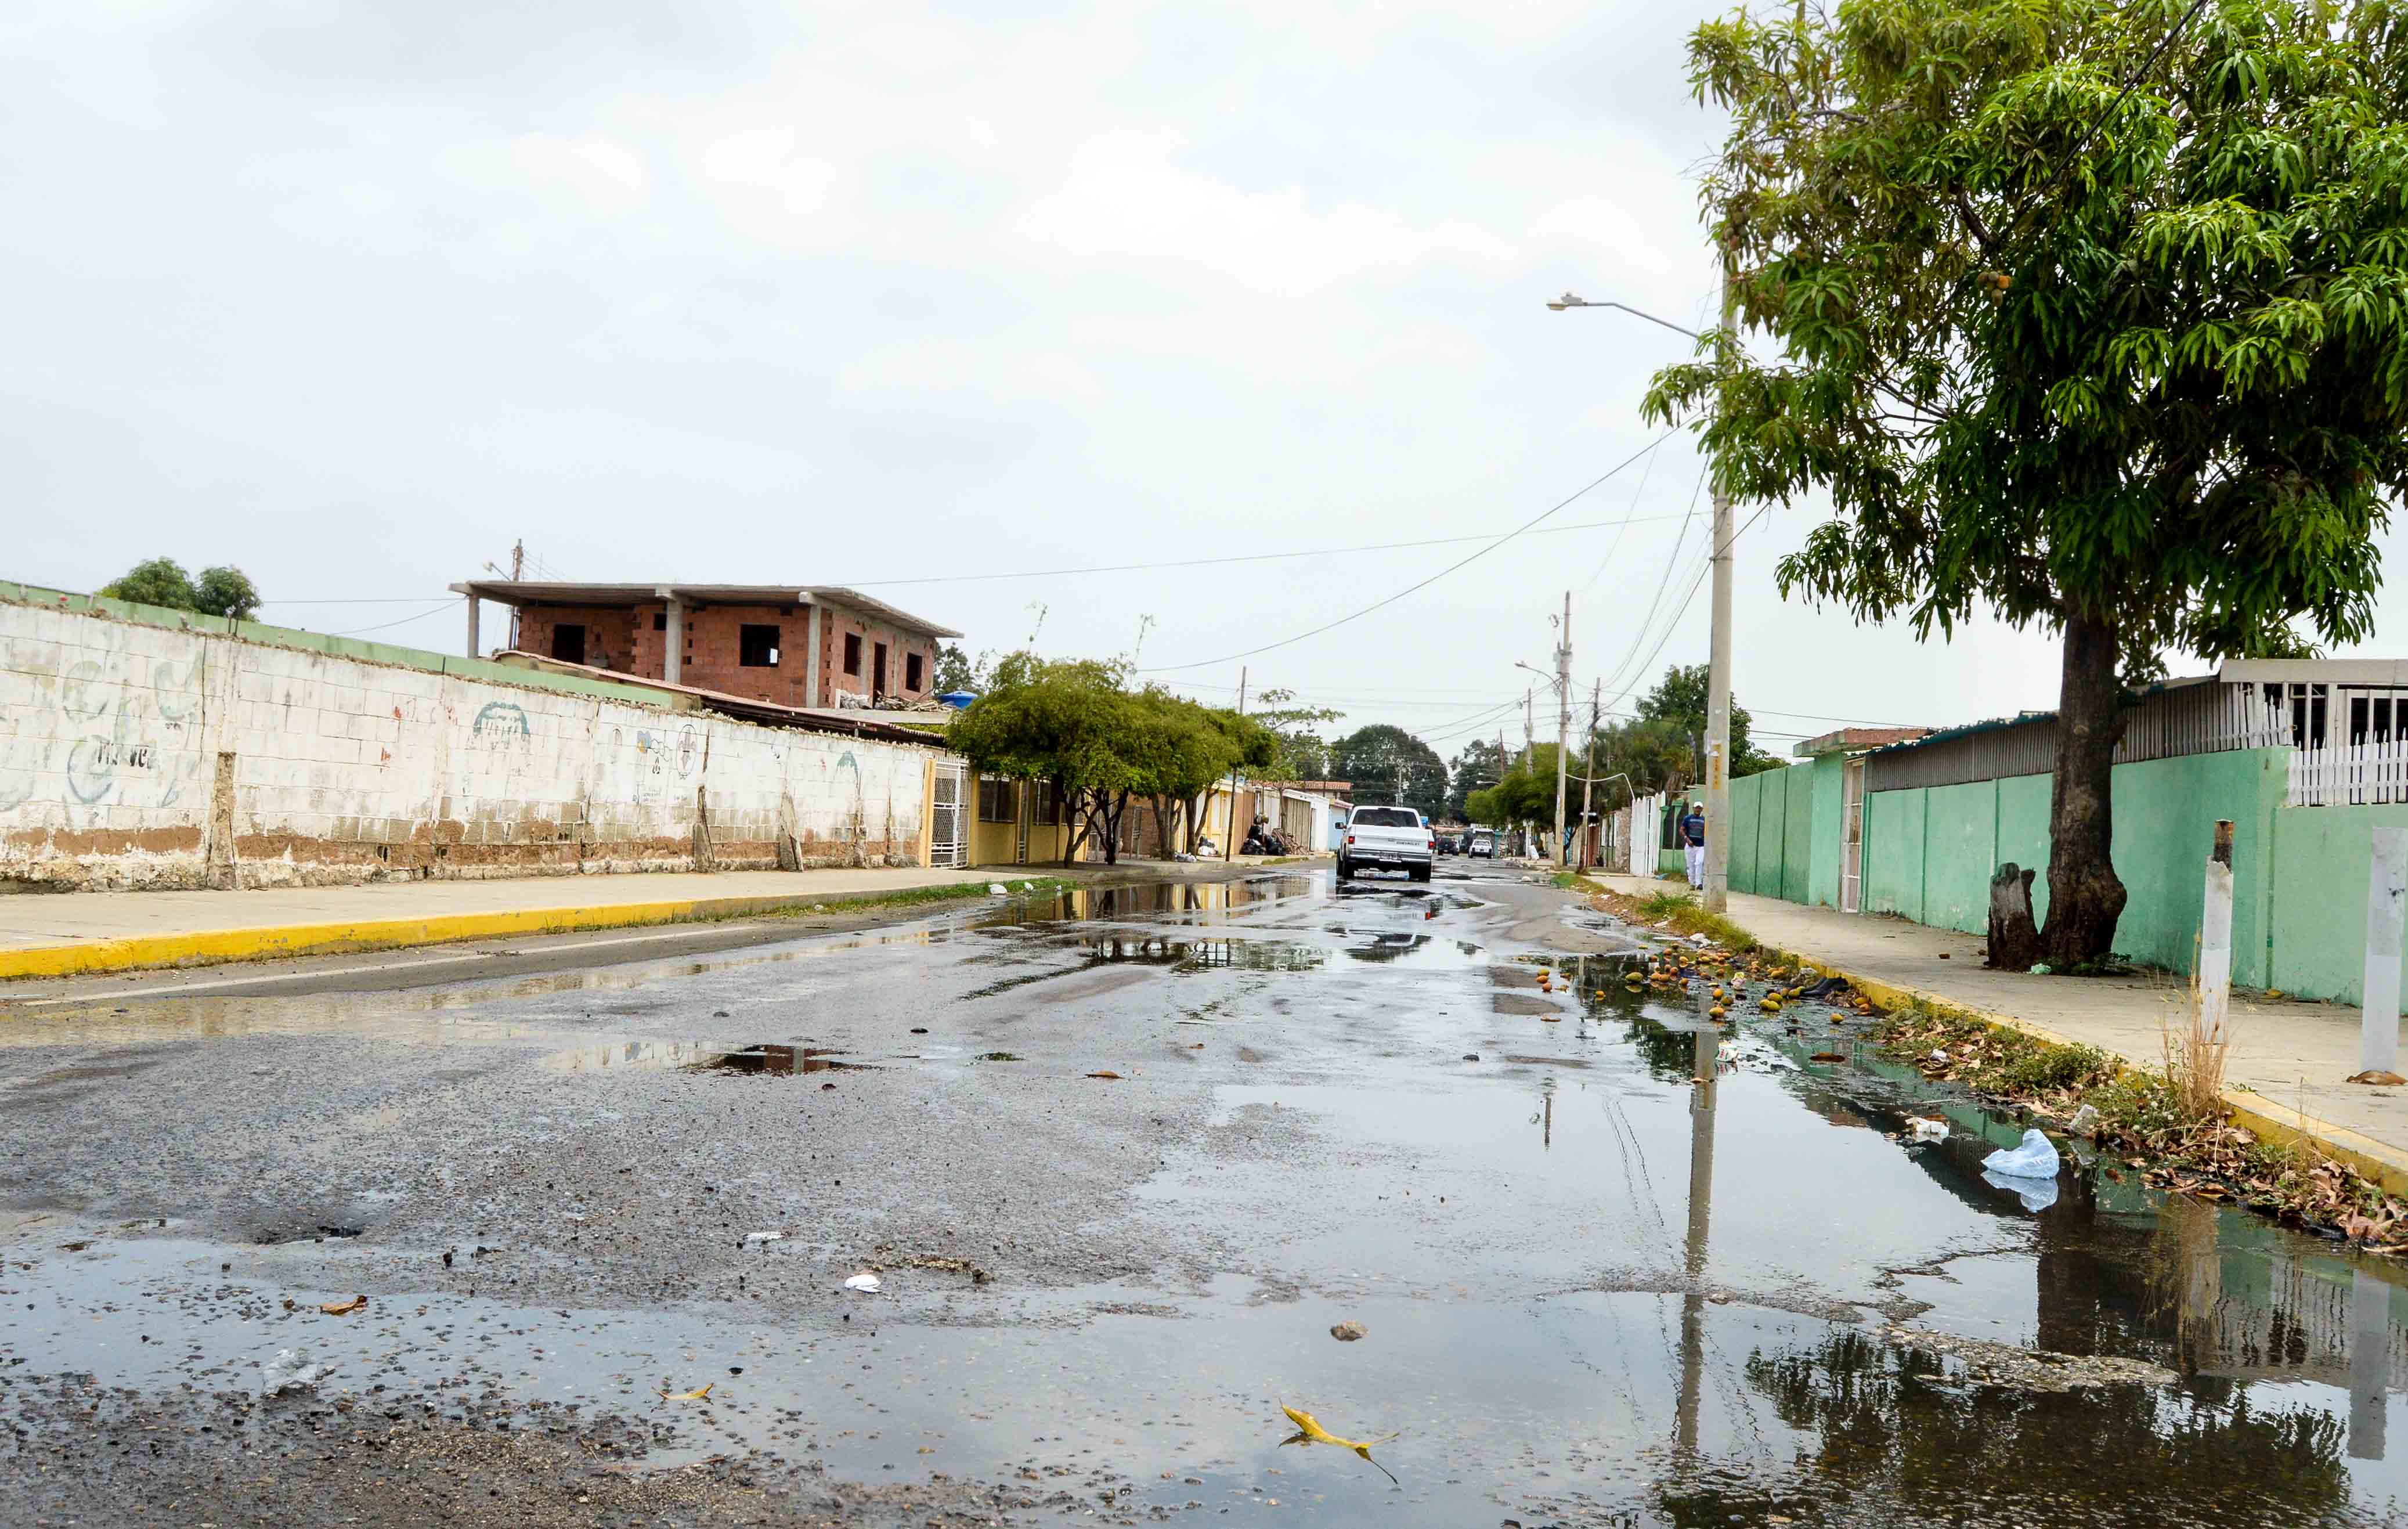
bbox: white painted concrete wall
[0,597,955,889]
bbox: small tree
[1636,663,1782,778]
[1649,0,2408,965]
[947,656,1265,865]
[932,644,988,694]
[98,558,261,620]
[1446,738,1508,820]
[1248,688,1343,781]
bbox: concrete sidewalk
[0,867,1013,980]
[1599,872,2408,1193]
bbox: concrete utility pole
[1703,255,1739,913]
[1578,680,1601,872]
[1223,666,1247,864]
[1544,280,1742,908]
[1522,690,1535,857]
[1554,592,1571,868]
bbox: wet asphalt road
[3,864,2407,1527]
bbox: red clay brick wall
[817,605,937,706]
[510,600,939,708]
[515,608,636,672]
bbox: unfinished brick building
[448,581,960,709]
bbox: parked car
[1467,829,1497,859]
[1337,804,1436,882]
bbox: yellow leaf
[320,1295,366,1316]
[658,1383,714,1401]
[1278,1404,1400,1483]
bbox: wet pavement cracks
[3,866,2407,1526]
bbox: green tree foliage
[932,644,987,694]
[1647,0,2408,962]
[1248,688,1344,781]
[1635,663,1783,777]
[1445,738,1507,820]
[99,558,261,620]
[1328,724,1448,819]
[945,655,1270,864]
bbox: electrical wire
[325,600,460,637]
[1137,432,1679,674]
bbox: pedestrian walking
[1680,800,1707,890]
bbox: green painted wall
[1922,780,1998,933]
[1727,770,1763,893]
[1781,763,1816,904]
[2267,803,2408,1010]
[1857,749,2287,988]
[1807,755,1846,908]
[1865,788,1926,921]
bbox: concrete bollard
[2362,826,2407,1076]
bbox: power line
[324,600,460,637]
[1140,432,1678,673]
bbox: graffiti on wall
[0,639,204,816]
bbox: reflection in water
[1691,1326,2360,1527]
[1005,875,1319,926]
[1675,996,1719,1463]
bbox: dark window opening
[739,624,781,668]
[873,641,889,701]
[905,652,925,691]
[843,633,862,676]
[979,777,1017,823]
[552,623,587,665]
[1034,780,1064,825]
[653,612,666,631]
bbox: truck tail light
[1345,834,1355,846]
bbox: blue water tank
[936,690,979,711]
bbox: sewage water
[2,869,2405,1526]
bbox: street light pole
[1578,679,1601,872]
[1547,284,1738,911]
[1554,592,1571,868]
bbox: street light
[1546,293,1704,342]
[1548,283,1738,913]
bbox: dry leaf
[657,1383,714,1401]
[1086,1070,1122,1080]
[1278,1404,1399,1484]
[1809,1052,1847,1063]
[2348,1070,2407,1086]
[320,1295,366,1316]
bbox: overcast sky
[8,1,2401,762]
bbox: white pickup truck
[1337,805,1435,882]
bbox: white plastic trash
[1984,1167,2060,1212]
[2068,1104,2100,1137]
[743,1230,787,1247]
[1905,1116,1948,1143]
[1983,1128,2061,1180]
[988,883,1009,895]
[843,1271,882,1293]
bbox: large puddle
[3,870,2406,1524]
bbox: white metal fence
[2287,740,2408,806]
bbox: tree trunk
[1149,796,1172,860]
[2040,611,2129,968]
[1063,785,1095,868]
[1101,791,1127,866]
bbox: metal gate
[930,763,966,868]
[1840,756,1865,914]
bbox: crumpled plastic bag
[1983,1127,2061,1180]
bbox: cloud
[509,133,652,217]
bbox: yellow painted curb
[0,888,972,984]
[1748,939,2408,1199]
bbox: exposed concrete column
[464,593,480,659]
[803,598,821,708]
[663,595,684,685]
